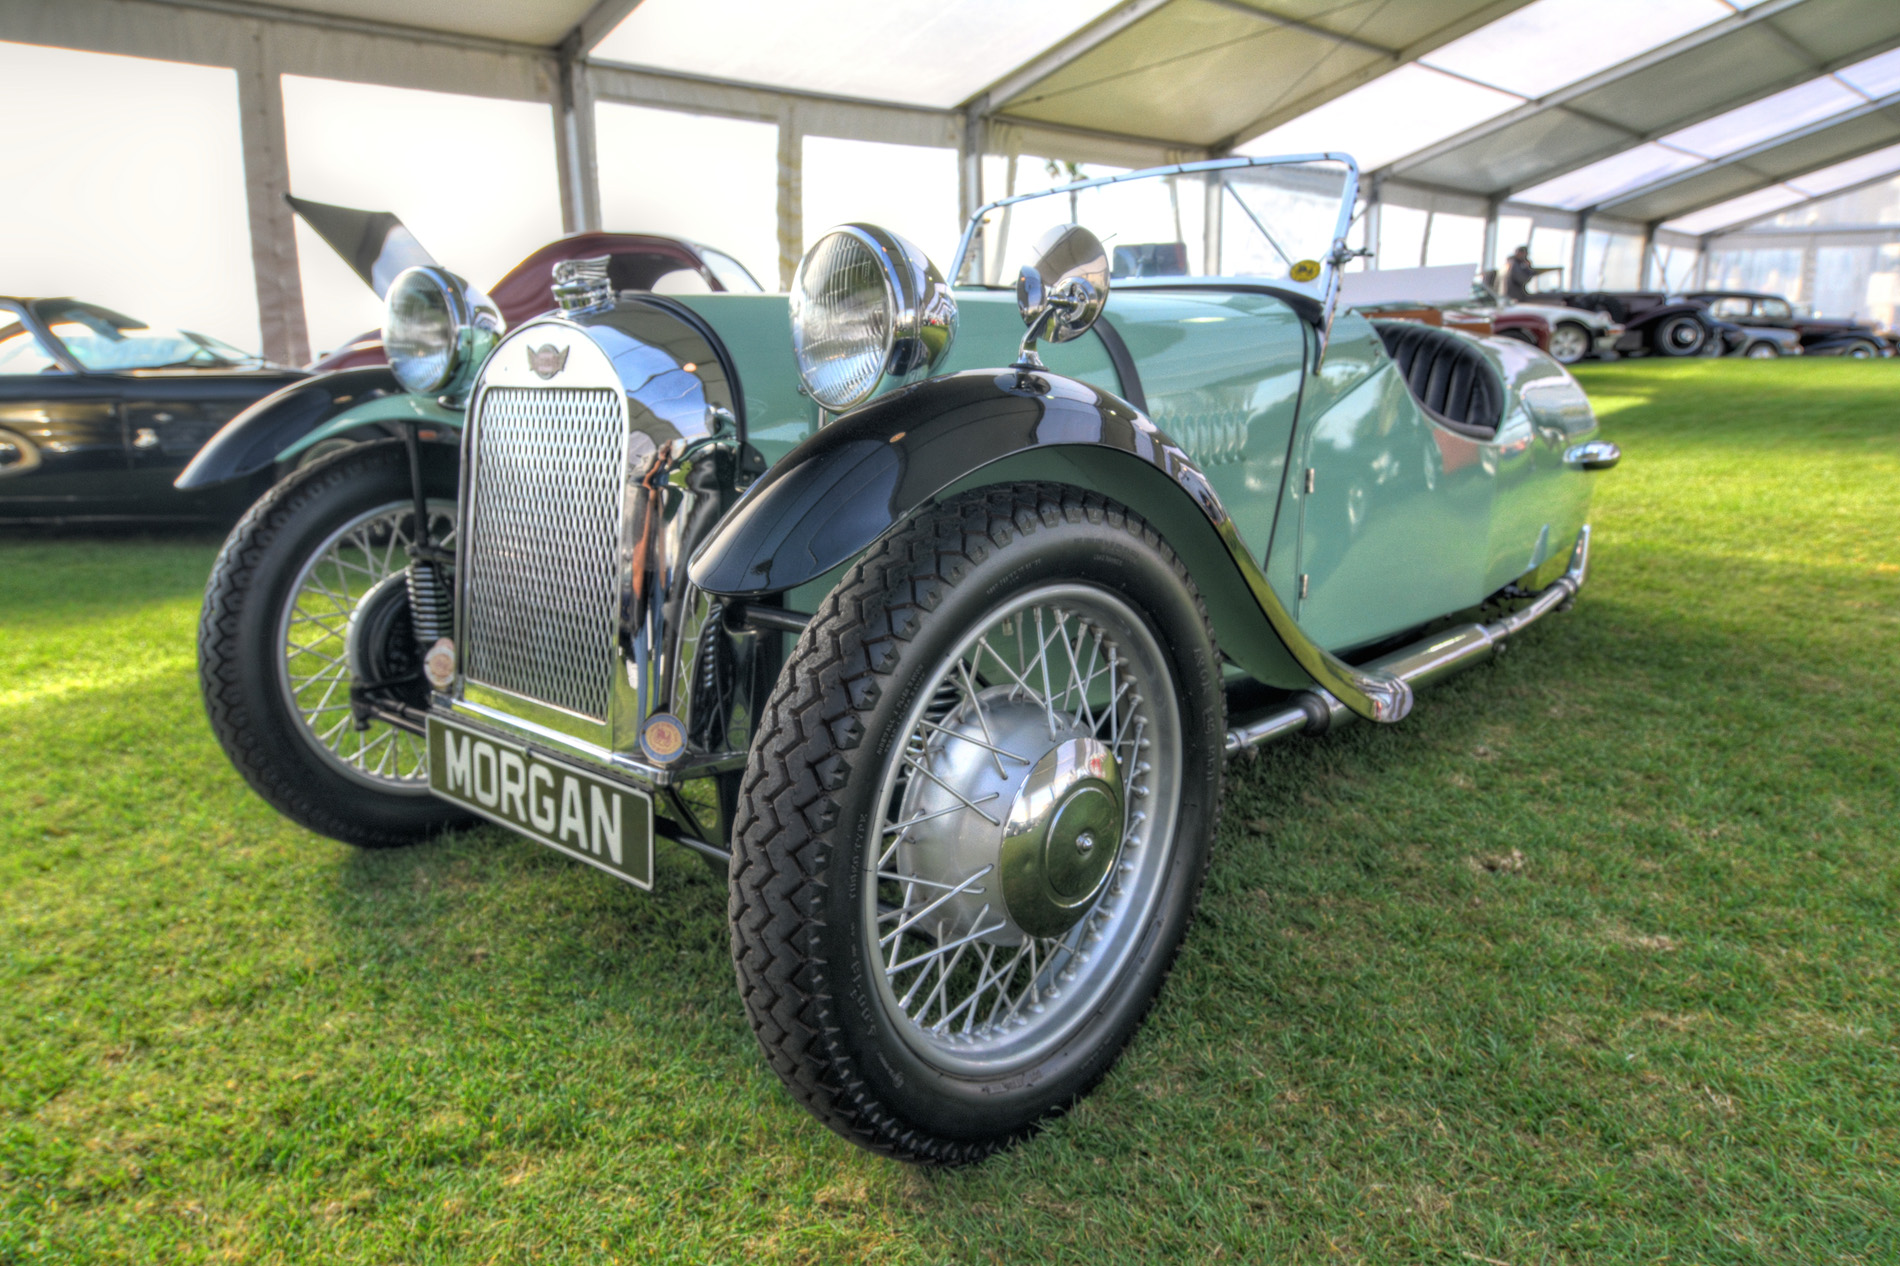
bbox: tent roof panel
[1666,186,1809,234]
[993,1,1383,144]
[990,0,1534,146]
[1399,109,1641,191]
[1234,64,1520,172]
[590,0,1126,109]
[1789,139,1900,195]
[245,0,597,47]
[1514,143,1704,210]
[1603,104,1900,220]
[1419,0,1739,99]
[1386,0,1900,199]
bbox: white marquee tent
[5,0,1899,363]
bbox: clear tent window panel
[1495,215,1536,274]
[1527,226,1576,288]
[0,41,258,353]
[1705,246,1804,298]
[803,136,962,269]
[281,75,563,358]
[1812,244,1896,321]
[1581,229,1643,290]
[595,103,780,291]
[1378,205,1430,271]
[1424,213,1487,269]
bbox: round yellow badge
[1289,259,1322,283]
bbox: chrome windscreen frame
[948,152,1363,362]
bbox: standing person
[1504,245,1560,301]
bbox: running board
[1224,526,1591,754]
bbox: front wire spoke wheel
[277,498,455,790]
[869,588,1180,1071]
[199,438,469,848]
[729,483,1225,1165]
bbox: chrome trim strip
[442,694,745,788]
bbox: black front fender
[688,369,1410,723]
[175,366,404,490]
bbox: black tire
[1654,314,1707,357]
[728,483,1225,1165]
[1745,341,1779,359]
[1846,339,1879,360]
[199,439,467,848]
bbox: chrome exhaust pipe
[1224,526,1591,755]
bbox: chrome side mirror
[1014,225,1110,369]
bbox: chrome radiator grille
[461,386,624,720]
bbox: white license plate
[428,715,654,889]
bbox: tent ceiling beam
[568,0,646,58]
[153,0,557,60]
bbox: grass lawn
[3,359,1897,1264]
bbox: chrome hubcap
[867,584,1182,1074]
[1000,737,1123,939]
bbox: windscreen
[32,299,261,371]
[955,159,1354,291]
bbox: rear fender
[174,366,459,489]
[687,368,1411,722]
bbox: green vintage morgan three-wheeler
[189,155,1619,1164]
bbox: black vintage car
[1688,290,1892,358]
[1541,290,1724,358]
[0,298,304,523]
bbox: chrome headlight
[383,265,503,396]
[790,225,957,411]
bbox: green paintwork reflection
[1284,318,1598,652]
[273,391,463,465]
[680,288,1599,658]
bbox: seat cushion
[1371,320,1504,439]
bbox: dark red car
[294,197,765,371]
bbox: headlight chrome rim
[383,265,504,397]
[790,224,956,412]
